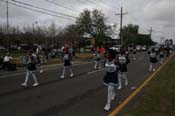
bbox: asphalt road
[0,52,159,116]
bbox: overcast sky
[0,0,175,42]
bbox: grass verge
[123,56,175,116]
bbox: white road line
[87,68,105,74]
[0,61,95,78]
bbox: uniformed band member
[21,51,39,87]
[94,51,101,69]
[165,45,170,57]
[103,49,118,111]
[159,47,165,64]
[117,48,129,90]
[149,48,157,72]
[60,51,74,79]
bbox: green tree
[122,24,154,46]
[76,9,110,46]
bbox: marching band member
[103,49,118,111]
[60,51,74,79]
[21,51,39,87]
[94,51,101,69]
[117,48,130,90]
[149,48,157,72]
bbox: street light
[32,21,37,47]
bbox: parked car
[0,46,6,50]
[136,45,141,51]
[109,45,120,53]
[9,45,18,51]
[141,45,147,51]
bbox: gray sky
[0,0,175,42]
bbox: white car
[136,45,141,51]
[141,46,146,51]
[109,46,120,53]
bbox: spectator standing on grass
[36,45,42,55]
[2,53,12,71]
[21,51,39,87]
[103,49,118,111]
[60,51,74,79]
[100,46,105,56]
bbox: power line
[85,0,97,7]
[11,0,78,19]
[87,0,108,9]
[96,0,118,12]
[0,0,74,21]
[45,0,81,13]
[78,0,104,9]
[77,0,96,8]
[77,0,116,14]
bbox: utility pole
[148,27,153,39]
[6,0,9,34]
[32,21,37,48]
[115,6,128,46]
[6,0,9,49]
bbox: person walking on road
[149,48,158,72]
[60,51,74,79]
[21,51,39,87]
[103,49,118,111]
[117,48,130,90]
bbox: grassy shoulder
[123,57,175,116]
[0,51,94,66]
[0,50,26,58]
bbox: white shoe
[104,103,111,111]
[70,73,74,77]
[21,82,27,87]
[39,70,43,73]
[94,66,97,69]
[118,85,122,90]
[99,66,101,70]
[33,83,39,87]
[60,75,64,79]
